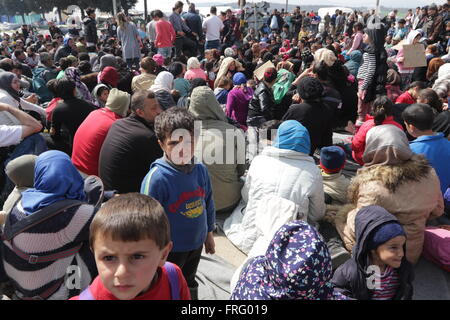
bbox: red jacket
[72,108,122,176]
[155,20,176,48]
[395,91,415,105]
[351,115,403,165]
[70,264,191,300]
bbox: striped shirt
[370,266,400,300]
[357,52,376,91]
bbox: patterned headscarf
[65,67,96,105]
[231,220,336,300]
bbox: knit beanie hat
[152,54,164,67]
[297,76,324,101]
[367,222,406,251]
[105,88,130,117]
[99,66,119,88]
[320,146,346,174]
[233,72,247,85]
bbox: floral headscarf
[65,67,96,105]
[231,220,338,300]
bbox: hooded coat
[83,16,98,44]
[344,50,362,77]
[332,205,414,300]
[224,120,325,254]
[335,126,444,264]
[189,86,246,211]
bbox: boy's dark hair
[11,61,22,71]
[418,88,443,113]
[78,60,92,74]
[86,8,95,16]
[155,107,196,142]
[59,57,71,70]
[154,10,164,18]
[78,52,90,61]
[168,61,184,78]
[402,103,435,131]
[47,79,58,96]
[56,78,76,100]
[211,6,217,14]
[0,59,13,71]
[408,81,427,91]
[130,90,156,113]
[259,120,281,141]
[217,77,231,89]
[372,95,394,126]
[264,67,277,83]
[89,193,170,250]
[204,61,214,72]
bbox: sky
[134,0,437,11]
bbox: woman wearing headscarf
[0,72,46,126]
[356,24,388,126]
[314,48,359,129]
[224,120,325,254]
[230,220,343,300]
[1,150,102,300]
[214,57,244,89]
[394,30,421,89]
[189,86,246,213]
[149,71,176,110]
[98,66,119,89]
[282,76,334,154]
[184,57,207,81]
[64,67,96,106]
[335,125,444,264]
[226,73,254,130]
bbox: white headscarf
[314,48,337,67]
[405,30,421,45]
[149,71,174,92]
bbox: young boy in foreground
[71,193,191,300]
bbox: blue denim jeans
[205,39,220,50]
[157,47,172,59]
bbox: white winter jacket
[224,146,325,254]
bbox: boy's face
[99,89,110,103]
[159,133,196,165]
[372,236,406,269]
[93,233,172,300]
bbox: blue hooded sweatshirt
[410,132,450,195]
[140,157,215,252]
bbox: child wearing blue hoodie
[140,107,216,300]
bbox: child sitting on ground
[332,205,414,300]
[140,107,216,300]
[71,193,191,300]
[395,81,427,104]
[319,146,350,205]
[214,77,232,105]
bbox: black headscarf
[0,71,21,102]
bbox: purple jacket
[226,86,253,128]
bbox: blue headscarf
[231,220,338,300]
[63,36,72,47]
[273,120,311,155]
[21,150,86,215]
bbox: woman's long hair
[117,12,128,30]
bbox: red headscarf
[99,66,119,88]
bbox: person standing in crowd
[170,1,196,59]
[183,3,203,56]
[83,8,98,48]
[154,10,176,59]
[202,6,224,50]
[116,12,142,70]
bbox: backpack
[31,67,54,104]
[0,199,85,298]
[78,262,181,300]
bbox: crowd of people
[0,0,450,300]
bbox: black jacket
[281,99,334,154]
[332,205,414,300]
[247,81,276,126]
[98,113,163,193]
[83,17,98,44]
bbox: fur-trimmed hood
[348,154,431,203]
